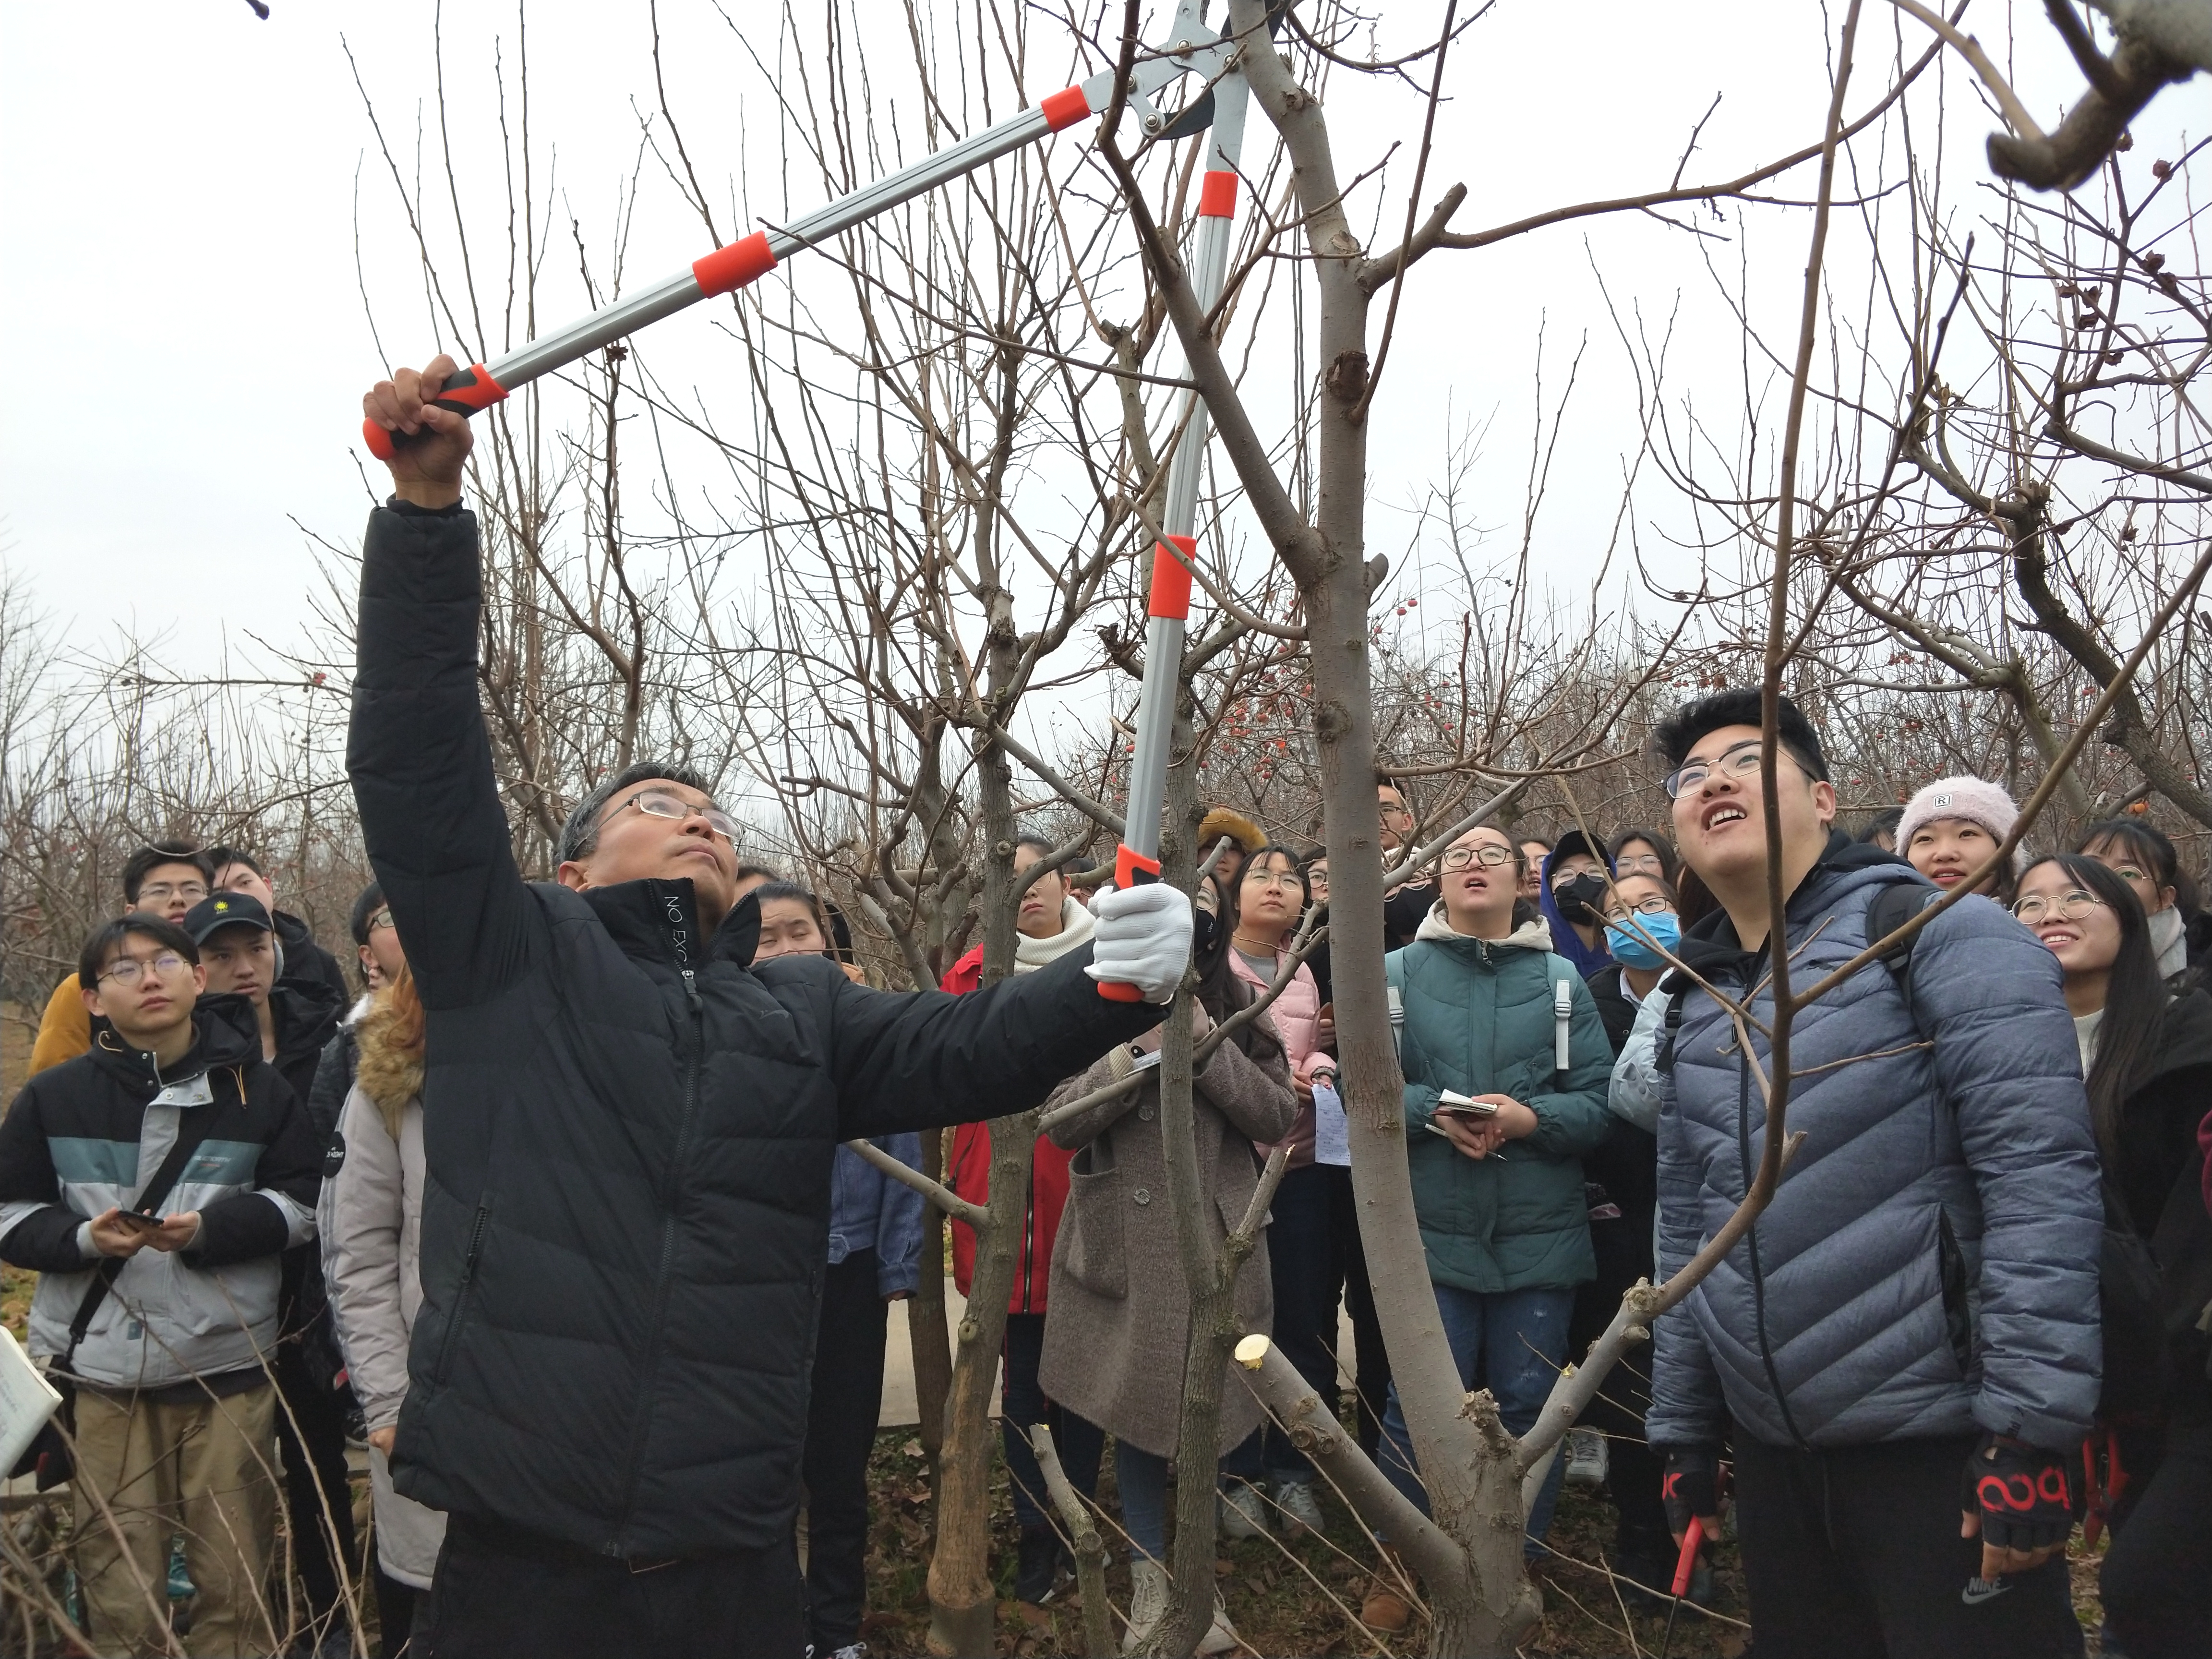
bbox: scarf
[2150,904,2188,980]
[1013,896,1095,974]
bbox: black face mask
[1193,908,1220,955]
[1556,871,1608,923]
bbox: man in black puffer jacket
[354,358,1187,1659]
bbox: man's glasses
[1663,741,1765,800]
[2012,890,2105,925]
[1604,896,1677,920]
[135,881,208,905]
[368,908,397,934]
[98,953,189,987]
[1441,844,1515,871]
[610,790,740,842]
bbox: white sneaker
[1274,1477,1324,1539]
[1123,1558,1170,1653]
[1219,1479,1271,1539]
[1565,1426,1609,1489]
[1198,1593,1242,1656]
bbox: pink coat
[1229,946,1330,1168]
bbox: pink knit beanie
[1896,776,2021,860]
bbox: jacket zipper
[433,1196,494,1386]
[1735,1035,1810,1449]
[610,887,709,1552]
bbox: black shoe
[1015,1525,1060,1605]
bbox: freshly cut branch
[1032,1424,1114,1657]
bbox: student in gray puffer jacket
[1647,691,2101,1659]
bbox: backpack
[1658,877,2165,1421]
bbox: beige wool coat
[1037,1011,1298,1459]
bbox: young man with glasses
[1645,688,2102,1659]
[1378,779,1439,950]
[352,356,1190,1658]
[29,841,219,1078]
[209,844,355,1016]
[0,914,320,1655]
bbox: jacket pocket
[433,1195,494,1386]
[1062,1150,1127,1300]
[1936,1208,1974,1378]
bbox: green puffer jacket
[1387,909,1614,1294]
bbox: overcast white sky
[0,1,2169,685]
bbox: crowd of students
[0,361,2201,1659]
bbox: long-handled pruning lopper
[363,3,1283,998]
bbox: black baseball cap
[181,891,275,946]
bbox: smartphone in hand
[111,1209,164,1234]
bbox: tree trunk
[924,1108,1034,1654]
[910,1126,954,1493]
[925,574,1029,1654]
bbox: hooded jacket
[1539,836,1615,978]
[349,499,1162,1562]
[264,971,344,1113]
[1386,908,1615,1292]
[1647,834,2104,1455]
[0,995,321,1390]
[273,908,352,1019]
[319,992,447,1586]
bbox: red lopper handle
[361,363,508,461]
[1095,843,1161,1002]
[1671,1515,1705,1598]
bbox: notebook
[0,1324,61,1478]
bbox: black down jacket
[349,500,1162,1561]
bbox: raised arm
[349,356,540,1012]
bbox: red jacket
[942,947,1072,1314]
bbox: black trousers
[1244,1163,1391,1474]
[373,1566,419,1659]
[1000,1310,1105,1532]
[421,1514,806,1659]
[274,1338,359,1628]
[803,1249,890,1654]
[1568,1207,1669,1556]
[1732,1432,2084,1659]
[2101,1411,2212,1658]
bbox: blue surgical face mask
[1604,909,1681,970]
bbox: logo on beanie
[1932,794,1953,810]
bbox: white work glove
[1086,883,1194,1004]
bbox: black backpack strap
[1865,880,1940,1014]
[1656,974,1688,1076]
[56,1091,227,1376]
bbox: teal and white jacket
[1387,908,1615,1294]
[0,995,321,1391]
